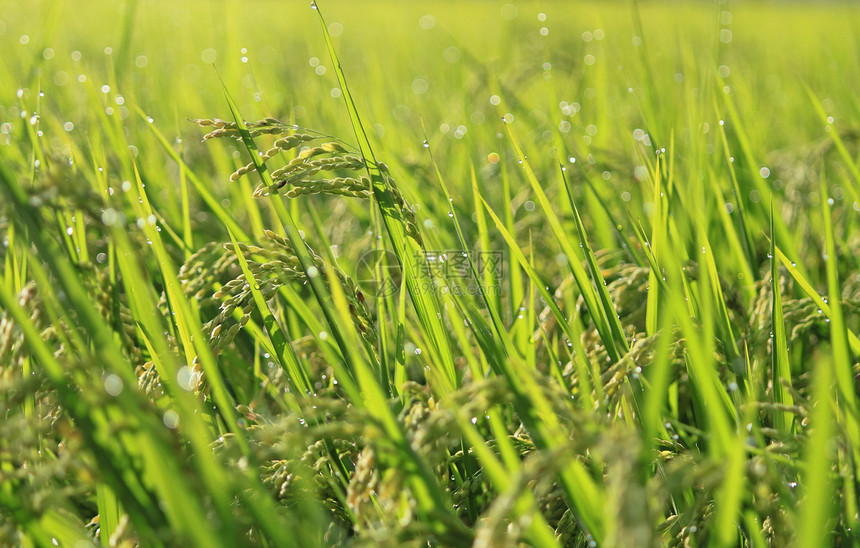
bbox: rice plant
[1,1,859,546]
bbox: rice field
[2,1,860,546]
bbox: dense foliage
[1,1,859,546]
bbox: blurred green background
[2,0,858,266]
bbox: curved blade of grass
[313,3,457,389]
[319,247,469,538]
[796,350,836,547]
[503,122,622,362]
[478,194,606,538]
[216,74,369,393]
[645,153,667,336]
[96,484,121,547]
[771,246,860,356]
[713,99,756,267]
[719,85,799,260]
[711,436,746,547]
[478,194,580,374]
[136,106,249,241]
[454,415,560,548]
[819,170,860,467]
[470,161,503,317]
[421,124,520,364]
[701,235,740,362]
[226,227,312,395]
[805,85,860,196]
[560,160,629,358]
[769,202,794,432]
[130,162,248,452]
[579,172,647,267]
[704,163,756,299]
[500,149,524,324]
[473,195,604,404]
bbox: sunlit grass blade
[216,75,369,389]
[703,164,756,299]
[319,249,469,539]
[796,351,836,548]
[313,3,457,389]
[560,161,629,358]
[645,153,667,336]
[819,169,860,470]
[422,122,519,364]
[138,108,249,240]
[96,484,121,547]
[129,162,248,452]
[714,99,756,268]
[478,194,607,539]
[769,202,794,432]
[454,416,561,548]
[805,85,860,198]
[771,245,860,356]
[226,227,312,395]
[503,122,622,362]
[470,161,503,318]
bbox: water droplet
[104,374,124,396]
[422,139,429,148]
